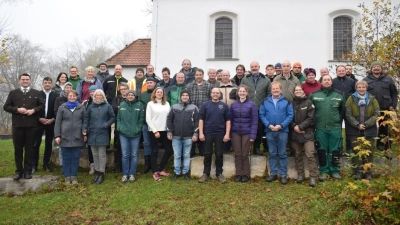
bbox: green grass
[0,139,370,224]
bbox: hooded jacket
[117,98,144,137]
[302,81,322,97]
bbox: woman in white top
[146,87,173,181]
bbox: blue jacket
[259,94,293,133]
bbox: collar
[20,87,30,92]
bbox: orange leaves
[71,211,82,217]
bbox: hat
[89,86,97,92]
[180,90,190,98]
[275,63,282,68]
[99,62,107,67]
[292,62,302,70]
[304,68,317,76]
[65,82,73,87]
[136,68,144,74]
[146,77,156,83]
[371,61,383,69]
[127,90,136,96]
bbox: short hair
[69,66,78,71]
[19,73,30,79]
[85,66,95,72]
[236,84,249,98]
[345,64,352,68]
[270,81,282,89]
[119,82,129,89]
[266,64,274,69]
[336,65,346,71]
[67,90,78,97]
[176,72,185,79]
[93,89,107,101]
[161,67,170,75]
[147,64,154,70]
[195,68,204,75]
[293,85,304,94]
[355,80,368,89]
[236,64,246,71]
[151,87,167,105]
[43,77,53,82]
[56,72,68,82]
[182,59,191,66]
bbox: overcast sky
[0,0,152,50]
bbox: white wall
[151,0,374,79]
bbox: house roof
[106,38,151,67]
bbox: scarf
[84,77,96,84]
[66,100,78,109]
[353,91,369,106]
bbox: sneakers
[89,163,95,175]
[71,176,78,185]
[266,175,278,182]
[129,175,135,183]
[217,174,227,184]
[280,176,288,185]
[183,173,191,181]
[309,177,316,187]
[296,175,305,183]
[121,175,128,183]
[331,173,342,180]
[171,173,180,181]
[159,170,170,177]
[198,174,209,183]
[153,172,160,181]
[319,174,328,182]
[65,176,71,185]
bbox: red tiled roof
[106,38,151,66]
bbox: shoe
[13,172,23,181]
[365,173,372,180]
[266,175,278,182]
[281,176,288,185]
[91,171,100,183]
[43,164,53,172]
[121,175,128,183]
[354,172,362,180]
[96,172,105,184]
[297,175,304,183]
[319,174,328,182]
[241,175,250,183]
[31,167,37,174]
[217,174,227,184]
[71,176,78,185]
[24,172,32,179]
[153,172,160,181]
[198,174,209,183]
[128,175,135,183]
[142,156,151,174]
[183,173,191,181]
[171,173,180,181]
[65,176,71,185]
[254,148,262,155]
[89,163,95,175]
[159,169,170,176]
[309,177,316,187]
[234,175,242,182]
[331,173,342,180]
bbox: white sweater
[146,100,171,132]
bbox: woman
[146,87,173,181]
[54,90,86,185]
[76,66,103,103]
[346,80,380,180]
[301,68,321,97]
[82,86,97,175]
[230,85,258,183]
[290,85,318,187]
[117,90,144,183]
[52,72,69,96]
[82,89,115,184]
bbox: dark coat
[54,96,68,118]
[103,75,128,104]
[363,73,398,110]
[38,91,58,120]
[332,76,355,101]
[167,102,199,139]
[290,96,315,143]
[54,103,86,147]
[230,98,258,140]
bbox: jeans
[119,134,140,176]
[61,147,81,177]
[266,132,288,177]
[142,124,152,156]
[203,135,224,176]
[91,145,107,173]
[172,138,192,175]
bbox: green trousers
[315,129,342,175]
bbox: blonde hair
[85,66,95,72]
[151,87,167,105]
[93,89,107,102]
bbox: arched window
[333,16,353,60]
[215,17,232,58]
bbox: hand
[223,134,230,142]
[294,125,305,134]
[154,132,160,138]
[82,132,87,136]
[192,136,198,142]
[17,107,27,114]
[389,106,394,111]
[55,137,60,144]
[45,118,55,125]
[250,139,254,142]
[84,136,87,142]
[167,135,172,140]
[25,109,35,116]
[275,125,282,130]
[359,124,366,130]
[39,118,47,124]
[199,134,205,141]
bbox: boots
[96,172,105,184]
[91,171,100,183]
[142,156,151,174]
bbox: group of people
[3,59,398,187]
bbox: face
[162,71,170,80]
[345,66,352,75]
[19,75,31,88]
[271,84,282,97]
[250,62,260,75]
[182,60,191,71]
[65,85,73,93]
[127,93,135,101]
[42,80,53,91]
[216,71,222,81]
[114,66,122,76]
[211,88,221,101]
[238,87,248,99]
[146,81,156,90]
[155,88,164,99]
[100,65,107,71]
[294,86,304,97]
[372,65,382,75]
[306,73,316,82]
[86,69,94,78]
[146,65,154,75]
[356,84,367,95]
[181,93,189,103]
[321,75,332,88]
[94,92,103,102]
[292,65,301,74]
[208,69,217,80]
[320,68,329,76]
[266,67,275,76]
[336,66,346,77]
[275,67,282,75]
[282,62,291,74]
[136,70,144,78]
[69,68,78,78]
[67,92,77,102]
[176,73,185,84]
[89,90,95,98]
[119,85,129,96]
[221,71,230,83]
[59,74,68,84]
[195,71,204,83]
[236,66,244,77]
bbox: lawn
[0,139,370,224]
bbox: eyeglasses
[293,67,301,69]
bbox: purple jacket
[230,98,258,140]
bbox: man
[96,62,112,84]
[198,87,231,184]
[260,82,293,185]
[265,64,276,82]
[273,60,300,103]
[158,67,172,90]
[32,77,58,173]
[145,64,161,83]
[207,68,220,88]
[230,64,245,86]
[172,59,195,85]
[274,63,282,76]
[167,72,186,106]
[309,75,345,181]
[319,67,330,82]
[216,69,223,81]
[139,77,157,173]
[127,68,147,98]
[292,62,306,84]
[345,64,358,82]
[363,61,398,150]
[219,70,237,107]
[4,73,44,180]
[68,66,82,90]
[241,61,271,155]
[185,68,213,156]
[103,65,128,104]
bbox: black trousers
[33,123,54,168]
[148,131,173,173]
[203,135,224,176]
[12,127,35,173]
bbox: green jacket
[68,76,82,90]
[117,98,144,137]
[240,73,271,108]
[294,72,306,84]
[309,87,345,130]
[168,84,185,106]
[139,88,154,121]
